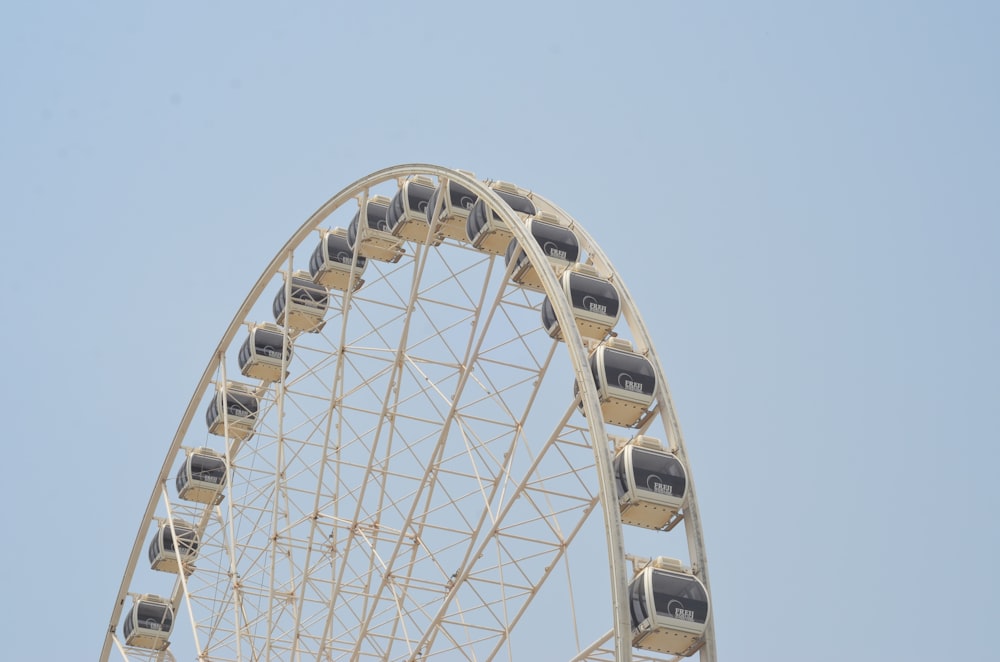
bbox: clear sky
[1,2,997,660]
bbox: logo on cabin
[336,251,352,264]
[543,241,567,260]
[618,373,645,393]
[582,295,607,315]
[459,196,475,209]
[667,599,695,622]
[646,475,673,495]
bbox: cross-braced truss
[102,165,715,662]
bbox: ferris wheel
[100,164,716,662]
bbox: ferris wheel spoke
[412,401,600,658]
[339,259,526,659]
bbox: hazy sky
[1,2,997,660]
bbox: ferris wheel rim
[101,164,714,662]
[533,192,717,660]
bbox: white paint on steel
[100,164,714,662]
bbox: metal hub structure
[101,164,716,661]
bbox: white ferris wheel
[100,164,716,662]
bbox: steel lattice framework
[101,164,715,662]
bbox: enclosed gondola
[347,194,405,262]
[575,338,656,427]
[122,594,174,651]
[175,447,228,504]
[614,436,688,529]
[148,520,199,573]
[238,322,292,382]
[505,212,580,290]
[309,227,367,292]
[425,173,478,241]
[542,264,622,341]
[273,270,329,332]
[629,559,710,656]
[205,381,258,441]
[386,175,441,245]
[466,181,537,255]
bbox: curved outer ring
[538,192,717,661]
[101,164,714,662]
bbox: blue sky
[1,2,997,659]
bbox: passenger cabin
[148,520,199,573]
[466,181,537,255]
[425,174,478,241]
[614,436,688,529]
[238,322,291,382]
[387,175,441,245]
[309,227,366,292]
[505,212,580,290]
[576,338,656,427]
[273,270,329,332]
[629,559,710,656]
[347,195,405,262]
[542,264,622,342]
[205,381,258,441]
[122,594,174,651]
[176,447,227,504]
